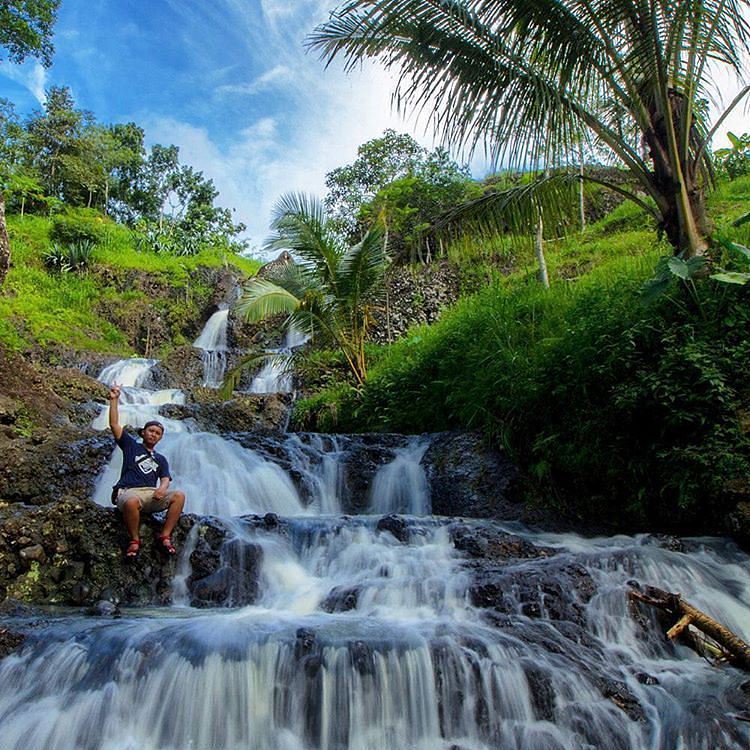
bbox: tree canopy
[0,0,60,67]
[0,88,246,254]
[311,0,750,257]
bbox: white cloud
[216,65,294,96]
[0,61,48,104]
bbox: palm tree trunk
[0,193,10,287]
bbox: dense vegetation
[294,176,750,530]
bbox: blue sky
[0,0,746,254]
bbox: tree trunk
[643,93,710,258]
[0,193,10,287]
[535,210,550,288]
[629,584,750,671]
[578,146,586,232]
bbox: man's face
[142,425,164,448]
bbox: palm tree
[310,0,750,258]
[237,193,387,385]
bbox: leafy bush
[49,209,108,246]
[43,240,96,273]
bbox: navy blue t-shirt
[114,431,171,490]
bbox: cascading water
[250,326,308,394]
[193,306,229,388]
[0,358,749,749]
[369,438,430,515]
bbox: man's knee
[169,490,186,508]
[122,496,140,512]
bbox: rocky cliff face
[370,260,462,344]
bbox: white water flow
[193,307,229,388]
[0,357,749,749]
[369,438,430,515]
[250,326,308,394]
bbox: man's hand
[153,488,167,500]
[109,384,122,401]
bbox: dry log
[628,584,750,672]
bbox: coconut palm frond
[431,173,575,240]
[311,0,750,256]
[338,222,387,301]
[236,278,301,324]
[264,192,344,283]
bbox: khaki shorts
[114,487,178,513]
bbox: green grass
[1,212,261,354]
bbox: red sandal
[156,535,176,555]
[125,539,140,559]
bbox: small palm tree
[310,0,750,259]
[237,193,387,385]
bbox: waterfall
[250,326,308,394]
[193,307,229,388]
[1,358,748,750]
[369,438,430,515]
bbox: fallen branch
[628,584,750,672]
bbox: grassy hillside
[294,176,750,531]
[0,212,260,357]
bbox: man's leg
[120,496,142,541]
[160,490,185,538]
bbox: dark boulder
[161,393,292,434]
[376,514,410,543]
[0,428,112,505]
[424,432,520,520]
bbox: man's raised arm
[108,384,123,441]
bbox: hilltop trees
[311,0,750,258]
[325,129,475,261]
[0,88,246,256]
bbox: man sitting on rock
[108,384,186,559]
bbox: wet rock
[350,640,375,675]
[470,558,596,627]
[0,428,112,505]
[523,665,556,721]
[600,679,646,722]
[186,530,262,607]
[295,628,317,657]
[376,514,410,543]
[0,627,25,658]
[87,599,120,617]
[70,582,91,605]
[450,523,553,561]
[19,545,46,564]
[263,513,279,529]
[189,568,236,607]
[635,672,660,685]
[147,346,205,391]
[161,394,293,433]
[424,432,520,520]
[320,586,360,613]
[0,499,195,607]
